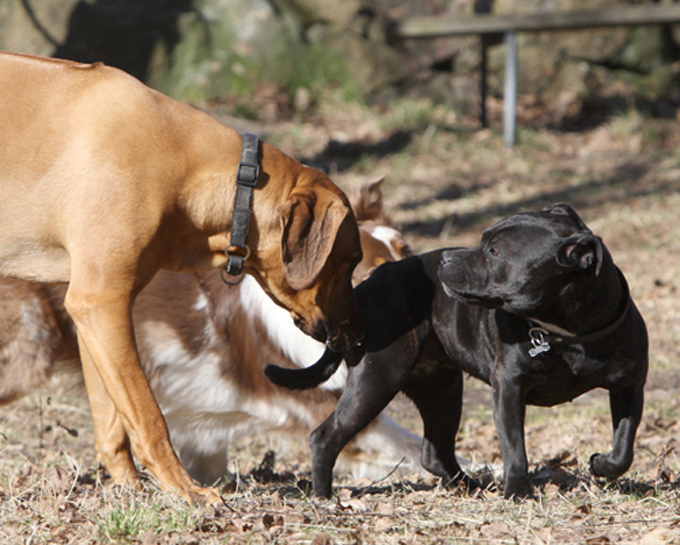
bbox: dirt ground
[0,94,679,544]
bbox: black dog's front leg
[310,342,419,498]
[492,372,533,499]
[590,384,644,479]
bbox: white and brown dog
[0,52,364,503]
[0,178,421,485]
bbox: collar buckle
[237,162,259,187]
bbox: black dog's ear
[557,234,604,276]
[543,203,590,232]
[544,203,573,216]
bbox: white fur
[192,291,209,312]
[238,275,347,390]
[365,225,405,261]
[135,277,429,485]
[140,318,325,483]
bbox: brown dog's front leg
[79,339,138,486]
[66,286,221,505]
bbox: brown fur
[0,183,415,485]
[0,52,363,503]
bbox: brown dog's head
[252,167,364,352]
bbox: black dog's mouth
[442,282,506,308]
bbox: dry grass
[1,97,679,544]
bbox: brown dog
[0,178,422,485]
[0,52,363,503]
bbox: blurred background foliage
[2,0,680,123]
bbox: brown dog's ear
[557,234,604,276]
[280,190,350,290]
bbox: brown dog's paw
[186,486,224,507]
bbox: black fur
[267,204,648,499]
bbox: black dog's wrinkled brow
[480,213,539,241]
[541,203,591,232]
[481,206,591,243]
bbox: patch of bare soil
[1,97,679,543]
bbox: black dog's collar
[223,133,260,283]
[527,273,632,358]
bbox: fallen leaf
[636,527,680,545]
[229,518,252,534]
[585,536,612,544]
[374,517,393,532]
[312,532,334,545]
[262,513,283,530]
[139,529,159,545]
[375,501,394,516]
[338,498,369,512]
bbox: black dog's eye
[489,247,500,257]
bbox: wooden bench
[387,4,680,147]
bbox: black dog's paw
[589,453,627,479]
[503,477,535,500]
[444,473,484,494]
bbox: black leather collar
[527,272,632,358]
[223,133,260,282]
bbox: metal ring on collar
[226,244,251,261]
[222,245,251,285]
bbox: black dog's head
[438,204,608,320]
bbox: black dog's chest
[433,301,620,407]
[450,340,601,405]
[514,347,608,405]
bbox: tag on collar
[528,327,551,358]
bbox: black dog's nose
[440,250,456,265]
[440,250,465,270]
[438,249,469,288]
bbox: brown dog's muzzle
[324,303,365,353]
[294,296,365,353]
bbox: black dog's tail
[265,348,344,390]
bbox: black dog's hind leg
[402,361,478,490]
[309,335,422,498]
[590,384,644,479]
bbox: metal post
[503,30,517,148]
[480,38,488,128]
[475,0,494,129]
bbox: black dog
[266,204,648,499]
